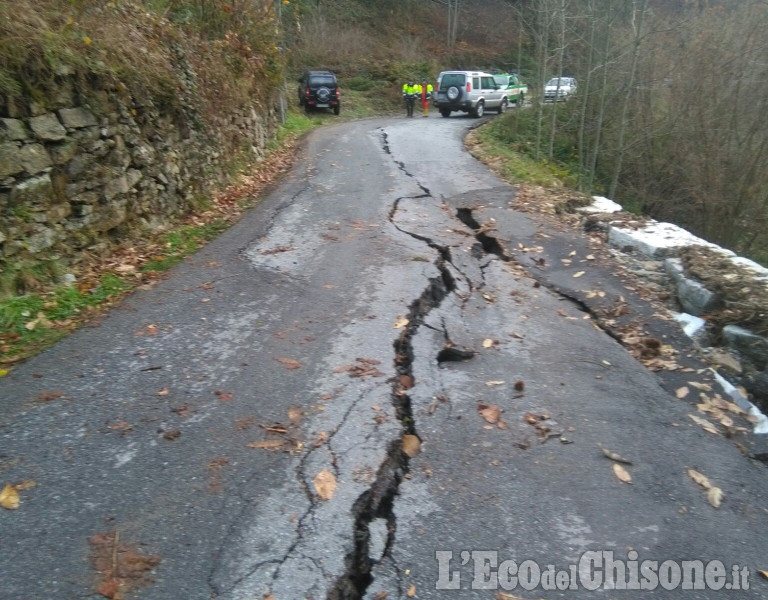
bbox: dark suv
[298,70,341,115]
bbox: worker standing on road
[420,79,434,117]
[402,80,419,118]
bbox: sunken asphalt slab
[1,113,767,600]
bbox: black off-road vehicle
[298,70,341,115]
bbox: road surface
[1,115,767,599]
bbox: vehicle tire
[333,105,340,116]
[498,99,508,114]
[472,100,484,118]
[440,109,451,118]
[517,92,525,106]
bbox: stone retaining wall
[0,69,278,292]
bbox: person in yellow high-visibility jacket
[402,81,419,118]
[420,79,434,117]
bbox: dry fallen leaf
[485,380,504,387]
[394,317,409,329]
[495,593,524,600]
[314,469,337,501]
[247,440,285,450]
[689,381,713,392]
[478,403,501,424]
[688,414,720,435]
[482,338,496,348]
[612,463,632,484]
[406,585,416,597]
[276,357,302,370]
[402,434,421,458]
[573,271,585,278]
[675,386,690,399]
[0,483,20,510]
[758,570,768,580]
[156,388,169,396]
[288,406,302,423]
[687,469,712,489]
[601,447,633,465]
[707,486,724,508]
[373,593,389,600]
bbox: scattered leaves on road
[334,358,384,378]
[600,446,633,465]
[485,380,504,387]
[373,592,389,600]
[90,531,161,599]
[573,271,585,278]
[688,414,720,435]
[402,435,421,458]
[314,469,337,501]
[478,403,501,424]
[687,468,724,508]
[394,316,409,329]
[482,338,497,348]
[276,357,302,370]
[707,487,724,508]
[406,584,416,597]
[215,390,233,402]
[612,464,632,484]
[0,483,26,509]
[32,390,63,403]
[675,386,690,399]
[247,440,285,450]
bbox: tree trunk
[547,0,566,160]
[608,0,648,199]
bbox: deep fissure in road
[455,206,628,347]
[328,136,460,599]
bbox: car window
[439,73,465,89]
[473,77,480,89]
[309,75,335,86]
[481,76,495,89]
[493,75,508,86]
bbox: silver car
[434,71,510,118]
[544,77,577,102]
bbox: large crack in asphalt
[326,134,468,600]
[455,206,628,346]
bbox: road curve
[1,114,766,600]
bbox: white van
[434,71,509,118]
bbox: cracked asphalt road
[1,115,767,599]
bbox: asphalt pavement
[1,112,766,600]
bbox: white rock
[577,195,623,214]
[608,221,719,258]
[674,312,707,339]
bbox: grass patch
[468,114,572,187]
[0,273,130,363]
[141,221,228,272]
